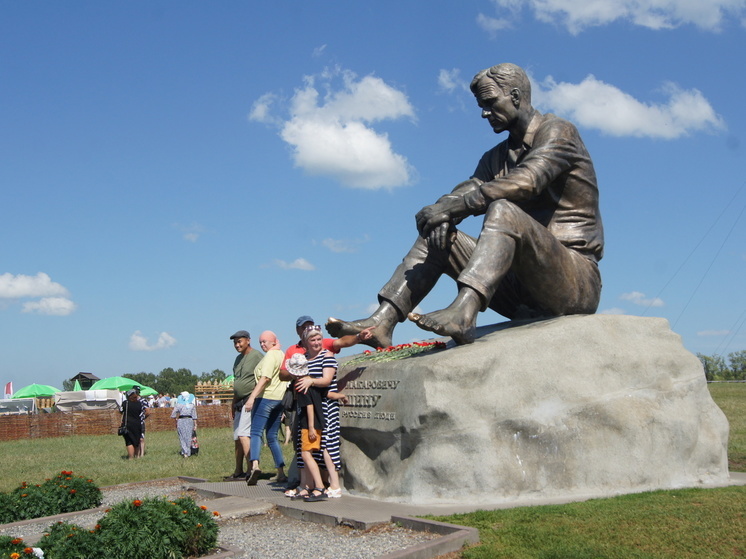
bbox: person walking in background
[120,389,143,460]
[133,385,150,458]
[245,331,288,485]
[226,330,262,480]
[171,391,198,457]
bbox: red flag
[3,382,12,399]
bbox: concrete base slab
[207,496,274,519]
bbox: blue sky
[2,1,745,391]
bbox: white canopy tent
[54,390,123,412]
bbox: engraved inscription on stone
[340,375,400,421]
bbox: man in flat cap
[225,330,263,480]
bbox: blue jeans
[249,398,285,468]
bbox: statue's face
[475,78,519,135]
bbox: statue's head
[470,63,532,105]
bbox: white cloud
[486,0,746,34]
[321,235,369,253]
[599,307,627,315]
[251,68,416,190]
[22,297,77,316]
[0,273,77,315]
[697,329,730,336]
[174,222,205,242]
[437,69,468,94]
[273,258,316,271]
[476,13,514,36]
[249,93,279,125]
[620,291,664,307]
[534,75,726,138]
[129,331,177,351]
[0,272,70,299]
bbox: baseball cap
[295,315,314,328]
[230,330,250,340]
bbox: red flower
[70,489,77,494]
[23,548,34,555]
[11,538,23,545]
[133,500,142,507]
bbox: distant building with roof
[70,372,100,390]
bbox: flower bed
[0,475,220,559]
[0,472,102,525]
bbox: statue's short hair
[470,63,531,104]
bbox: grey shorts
[233,408,251,440]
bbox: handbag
[118,400,129,436]
[190,430,199,456]
[281,386,295,412]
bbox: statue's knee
[485,199,521,226]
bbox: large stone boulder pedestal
[337,315,730,506]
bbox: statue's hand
[427,223,451,250]
[415,202,451,237]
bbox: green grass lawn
[0,383,743,558]
[0,427,296,492]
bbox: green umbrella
[221,375,234,385]
[90,376,143,391]
[73,379,82,391]
[12,384,61,398]
[138,385,158,396]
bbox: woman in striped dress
[295,325,345,498]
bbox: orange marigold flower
[213,511,220,516]
[23,548,34,555]
[11,538,23,544]
[10,553,21,559]
[70,489,77,494]
[21,493,27,497]
[183,510,188,514]
[95,524,101,530]
[133,500,142,507]
[197,523,202,527]
[200,505,208,510]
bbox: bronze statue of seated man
[327,63,604,347]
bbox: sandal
[223,472,245,481]
[290,488,310,500]
[246,468,262,486]
[284,487,299,497]
[304,488,327,502]
[325,487,342,498]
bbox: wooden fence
[195,381,233,405]
[0,406,232,442]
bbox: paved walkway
[190,471,746,530]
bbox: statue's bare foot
[326,317,393,349]
[407,307,477,346]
